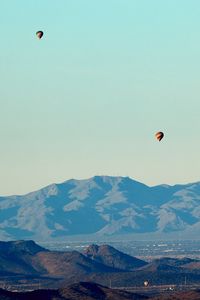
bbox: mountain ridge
[1,176,200,240]
[0,240,200,289]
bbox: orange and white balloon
[36,31,44,39]
[155,131,164,142]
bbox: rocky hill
[0,240,48,276]
[0,240,199,289]
[84,244,147,270]
[0,240,122,280]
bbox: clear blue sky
[1,0,200,195]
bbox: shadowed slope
[84,244,147,271]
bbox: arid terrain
[0,240,200,299]
[1,282,200,299]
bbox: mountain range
[1,176,200,240]
[0,240,148,285]
[0,240,200,290]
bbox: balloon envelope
[144,281,149,287]
[36,31,44,39]
[155,131,164,142]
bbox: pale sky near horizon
[1,0,200,195]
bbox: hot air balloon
[155,131,164,142]
[36,31,44,39]
[144,280,149,287]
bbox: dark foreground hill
[84,244,147,270]
[1,283,200,300]
[0,240,148,288]
[0,240,200,289]
[0,240,148,278]
[0,240,121,277]
[152,289,200,300]
[0,240,48,276]
[0,282,148,300]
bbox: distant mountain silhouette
[1,176,200,240]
